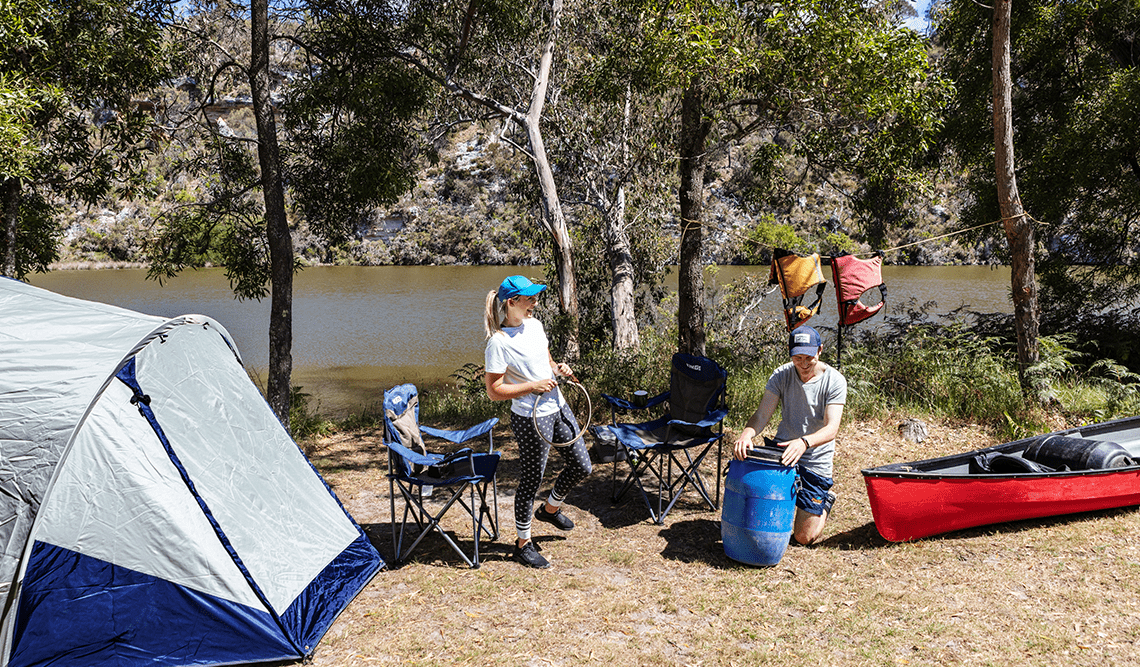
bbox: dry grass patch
[306,418,1140,666]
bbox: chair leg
[389,476,398,563]
[470,484,480,568]
[659,443,721,518]
[392,482,481,568]
[612,446,667,524]
[715,438,723,508]
[478,479,499,541]
[457,480,499,544]
[612,448,647,500]
[614,441,724,525]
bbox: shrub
[290,386,333,441]
[842,307,1027,425]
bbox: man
[732,325,846,545]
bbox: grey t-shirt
[766,361,847,477]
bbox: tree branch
[395,50,524,123]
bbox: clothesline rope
[676,210,1045,262]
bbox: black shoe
[512,541,551,569]
[534,505,574,531]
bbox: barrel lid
[747,446,785,464]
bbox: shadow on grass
[306,432,387,474]
[816,522,890,550]
[360,519,544,571]
[571,460,729,529]
[658,518,737,568]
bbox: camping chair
[383,383,500,568]
[830,252,887,368]
[593,353,728,524]
[768,248,827,331]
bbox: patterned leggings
[510,403,593,540]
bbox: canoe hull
[861,416,1140,541]
[864,468,1140,542]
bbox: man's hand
[780,437,808,467]
[732,434,754,461]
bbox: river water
[29,264,1012,415]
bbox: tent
[0,278,383,667]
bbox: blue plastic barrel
[721,457,798,566]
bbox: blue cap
[497,275,547,301]
[789,325,822,357]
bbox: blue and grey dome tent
[0,278,383,667]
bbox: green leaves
[0,0,172,277]
[936,0,1140,323]
[0,75,42,179]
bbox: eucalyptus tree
[547,1,677,354]
[990,0,1039,391]
[936,0,1140,368]
[363,0,588,357]
[0,0,172,279]
[152,1,428,425]
[0,76,40,277]
[635,0,949,356]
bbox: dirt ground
[304,416,1140,666]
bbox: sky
[906,0,935,32]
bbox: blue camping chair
[593,353,728,524]
[383,384,500,568]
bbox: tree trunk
[250,0,294,428]
[677,82,712,357]
[525,0,579,358]
[2,178,17,278]
[408,0,580,357]
[605,186,639,352]
[604,84,638,352]
[992,0,1039,389]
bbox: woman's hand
[552,361,572,377]
[532,377,559,394]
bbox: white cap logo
[793,333,811,344]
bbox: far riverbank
[30,264,1014,416]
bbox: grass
[292,306,1140,664]
[305,415,1140,666]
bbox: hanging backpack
[768,248,827,331]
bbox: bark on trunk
[603,85,638,352]
[605,185,639,352]
[525,0,579,358]
[2,178,17,278]
[590,180,640,352]
[993,0,1039,389]
[250,0,294,428]
[677,82,712,357]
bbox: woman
[484,275,593,569]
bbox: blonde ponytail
[484,290,505,339]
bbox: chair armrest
[601,391,669,412]
[667,408,728,430]
[384,439,442,468]
[421,417,499,445]
[437,447,475,466]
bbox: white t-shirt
[766,361,847,477]
[484,318,564,417]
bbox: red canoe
[861,416,1140,542]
